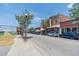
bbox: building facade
[48,14,71,34]
[0,25,17,32]
[37,14,71,35]
[60,18,79,33]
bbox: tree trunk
[21,28,24,38]
[25,28,27,38]
[24,20,27,39]
[24,23,27,40]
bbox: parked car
[47,32,59,37]
[60,32,79,40]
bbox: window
[72,28,76,32]
[66,28,71,32]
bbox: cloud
[2,3,9,6]
[30,12,38,16]
[28,10,40,17]
[1,3,11,7]
[29,16,44,28]
[67,3,74,8]
[32,16,43,21]
[31,16,43,25]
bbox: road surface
[7,34,79,56]
[28,34,79,56]
[0,46,11,56]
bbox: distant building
[0,25,17,33]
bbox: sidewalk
[7,35,41,56]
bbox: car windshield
[49,32,59,34]
[55,32,59,33]
[49,32,54,33]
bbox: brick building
[60,18,79,33]
[36,14,71,35]
[48,14,71,34]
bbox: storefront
[46,25,61,34]
[60,18,79,34]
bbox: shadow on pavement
[22,36,33,42]
[17,35,33,42]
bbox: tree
[41,20,44,27]
[41,19,50,28]
[69,3,79,18]
[28,27,35,33]
[16,10,33,39]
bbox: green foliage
[41,19,50,27]
[16,14,33,27]
[16,11,33,37]
[41,20,44,27]
[69,3,79,18]
[28,27,34,33]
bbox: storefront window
[77,28,79,33]
[72,27,76,32]
[66,28,71,32]
[62,28,64,33]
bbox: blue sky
[0,3,72,28]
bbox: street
[28,34,79,56]
[0,46,11,56]
[7,34,79,56]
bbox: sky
[0,3,72,28]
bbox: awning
[47,25,60,28]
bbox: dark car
[60,32,79,40]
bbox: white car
[47,32,59,37]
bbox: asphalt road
[0,46,11,56]
[28,34,79,56]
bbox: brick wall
[60,19,79,28]
[59,15,71,22]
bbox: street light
[24,13,28,38]
[24,13,32,37]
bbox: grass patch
[0,32,16,46]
